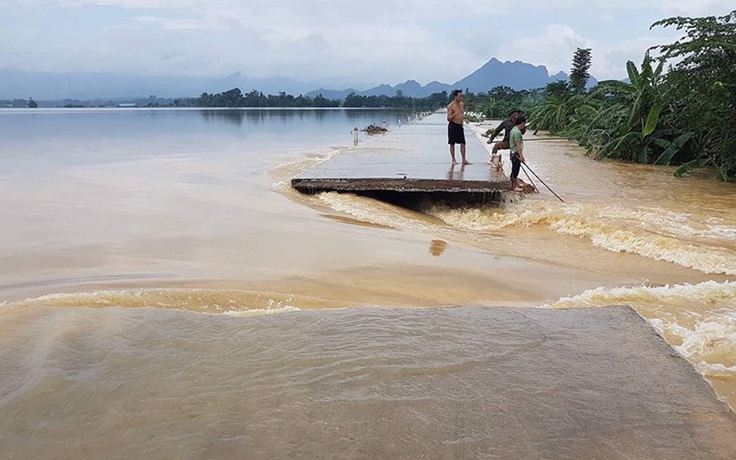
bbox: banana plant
[580,54,693,164]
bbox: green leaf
[641,54,653,82]
[674,158,710,177]
[626,61,642,90]
[628,93,643,127]
[639,145,652,164]
[604,131,640,159]
[651,138,672,149]
[643,103,663,137]
[654,132,693,165]
[651,128,682,138]
[654,59,664,80]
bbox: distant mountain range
[0,58,596,101]
[305,58,585,99]
[0,69,327,101]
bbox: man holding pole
[509,115,527,192]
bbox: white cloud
[656,0,734,16]
[1,0,733,85]
[496,25,591,76]
[1,0,490,83]
[592,36,677,80]
[493,23,684,80]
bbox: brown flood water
[0,109,734,457]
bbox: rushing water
[1,108,735,457]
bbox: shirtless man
[447,89,469,165]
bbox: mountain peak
[304,57,587,99]
[453,58,554,92]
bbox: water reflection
[343,109,415,122]
[199,109,246,125]
[447,163,466,181]
[429,240,448,257]
[195,108,425,131]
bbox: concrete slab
[1,306,735,459]
[292,113,509,196]
[245,305,736,460]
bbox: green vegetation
[0,98,33,108]
[570,48,592,94]
[196,89,341,108]
[652,12,736,180]
[343,91,449,109]
[527,10,736,182]
[462,86,544,118]
[103,88,450,110]
[3,88,452,110]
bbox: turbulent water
[1,109,735,457]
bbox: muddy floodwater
[1,109,734,458]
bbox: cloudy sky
[1,0,733,87]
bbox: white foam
[550,283,736,387]
[547,280,736,310]
[222,306,302,317]
[9,289,309,315]
[651,310,736,384]
[695,362,736,376]
[319,192,434,232]
[269,148,342,194]
[705,225,736,240]
[428,201,736,276]
[657,310,736,359]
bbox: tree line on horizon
[193,88,451,110]
[0,98,38,108]
[2,87,452,110]
[195,88,340,108]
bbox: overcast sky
[1,0,733,87]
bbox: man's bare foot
[452,160,458,165]
[462,160,471,165]
[486,139,493,144]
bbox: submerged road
[292,114,510,197]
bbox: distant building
[118,103,137,108]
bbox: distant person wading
[447,89,470,165]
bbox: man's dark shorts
[448,122,466,145]
[510,154,521,179]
